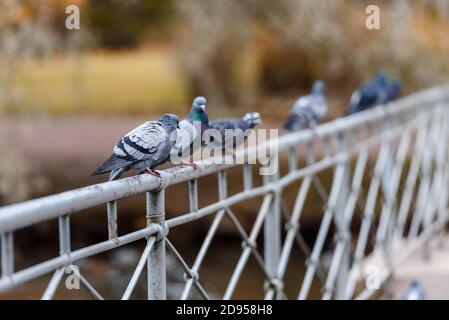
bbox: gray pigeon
[345,71,389,115]
[283,80,328,132]
[168,96,209,167]
[92,114,179,180]
[204,112,262,152]
[386,78,402,101]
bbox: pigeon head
[191,96,208,122]
[311,80,325,95]
[374,71,388,86]
[243,112,262,128]
[159,114,180,131]
[192,96,207,111]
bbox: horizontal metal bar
[167,113,430,229]
[0,107,434,297]
[0,86,446,233]
[0,86,445,302]
[0,226,158,292]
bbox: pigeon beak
[200,104,206,111]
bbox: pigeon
[345,71,389,115]
[402,280,426,300]
[386,78,402,101]
[168,96,209,166]
[283,80,328,132]
[204,112,262,152]
[92,114,179,181]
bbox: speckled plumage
[92,114,179,180]
[284,80,328,132]
[205,112,261,151]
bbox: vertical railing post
[437,107,449,226]
[379,112,396,298]
[263,154,281,299]
[243,163,253,191]
[188,179,199,212]
[381,114,394,198]
[146,189,166,300]
[1,232,14,278]
[218,171,228,200]
[345,137,390,299]
[58,215,71,256]
[408,113,437,241]
[107,201,118,241]
[335,131,350,299]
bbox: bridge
[0,85,448,300]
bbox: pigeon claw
[181,160,197,169]
[144,167,161,177]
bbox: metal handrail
[0,85,447,232]
[1,84,448,300]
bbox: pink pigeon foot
[180,160,197,169]
[144,167,161,177]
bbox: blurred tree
[0,0,93,113]
[174,0,275,107]
[0,0,59,111]
[175,0,449,105]
[86,0,175,48]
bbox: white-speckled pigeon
[92,114,179,180]
[283,80,328,132]
[345,71,389,115]
[168,96,208,167]
[204,112,262,152]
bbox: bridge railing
[0,85,448,299]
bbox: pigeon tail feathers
[91,154,134,176]
[108,167,127,181]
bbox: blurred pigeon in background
[169,96,208,167]
[205,112,262,152]
[283,80,328,132]
[386,78,402,101]
[402,280,426,300]
[92,114,179,180]
[345,71,389,115]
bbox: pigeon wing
[91,153,135,176]
[312,95,328,120]
[121,121,167,162]
[206,119,239,149]
[92,121,168,177]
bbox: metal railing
[0,85,449,299]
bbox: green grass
[1,47,189,115]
